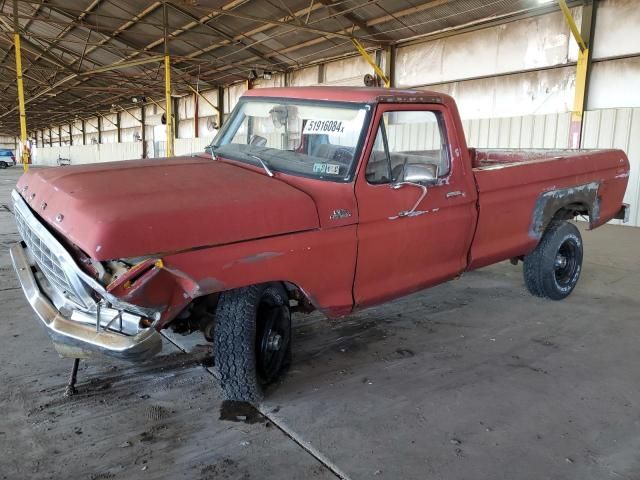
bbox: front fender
[111,227,358,328]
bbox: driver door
[353,103,477,307]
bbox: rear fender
[529,182,599,239]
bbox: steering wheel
[391,157,408,183]
[332,147,353,164]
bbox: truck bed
[467,148,630,270]
[470,148,602,169]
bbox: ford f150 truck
[10,87,630,402]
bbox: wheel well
[551,202,590,223]
[165,280,316,335]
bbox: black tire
[214,283,291,402]
[523,221,583,300]
[0,161,7,169]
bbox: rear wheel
[214,283,291,402]
[0,161,7,169]
[523,221,583,300]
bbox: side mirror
[402,163,438,185]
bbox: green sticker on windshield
[313,163,341,175]
[313,163,327,174]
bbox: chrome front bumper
[11,243,162,361]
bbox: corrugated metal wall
[462,113,571,149]
[460,109,638,226]
[582,108,640,226]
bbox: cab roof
[242,86,449,105]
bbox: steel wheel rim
[256,298,289,384]
[554,239,579,287]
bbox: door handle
[446,190,464,199]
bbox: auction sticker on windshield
[303,120,346,135]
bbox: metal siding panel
[478,118,490,148]
[487,118,501,148]
[498,117,511,147]
[532,115,546,147]
[462,119,471,142]
[520,116,534,148]
[468,119,480,147]
[508,116,522,148]
[626,109,640,226]
[597,109,617,147]
[555,112,571,148]
[581,110,601,149]
[543,113,557,148]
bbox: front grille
[14,201,90,309]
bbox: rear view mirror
[249,135,267,147]
[402,163,438,185]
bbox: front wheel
[0,161,7,169]
[214,283,291,402]
[523,221,583,300]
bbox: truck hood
[15,157,319,261]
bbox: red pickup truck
[11,87,630,401]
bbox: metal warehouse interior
[1,1,640,479]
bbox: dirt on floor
[1,167,640,480]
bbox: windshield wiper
[204,144,218,159]
[247,153,274,177]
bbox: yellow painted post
[163,2,174,157]
[351,38,390,88]
[164,55,173,157]
[559,0,592,148]
[13,1,28,172]
[570,48,589,147]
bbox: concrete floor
[1,166,640,480]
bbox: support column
[193,92,199,138]
[217,86,224,129]
[49,128,52,147]
[97,116,102,144]
[81,120,86,145]
[116,112,121,143]
[386,45,396,88]
[173,97,179,140]
[560,0,595,148]
[58,126,62,146]
[163,1,174,157]
[13,0,28,171]
[69,123,73,146]
[141,105,147,158]
[352,38,390,87]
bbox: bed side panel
[468,150,629,270]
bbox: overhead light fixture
[248,69,258,80]
[263,71,272,80]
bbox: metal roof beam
[166,2,292,69]
[366,0,453,27]
[318,0,390,41]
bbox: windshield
[211,98,370,182]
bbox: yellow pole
[13,0,28,172]
[351,38,390,88]
[164,55,173,157]
[558,0,590,148]
[163,2,174,157]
